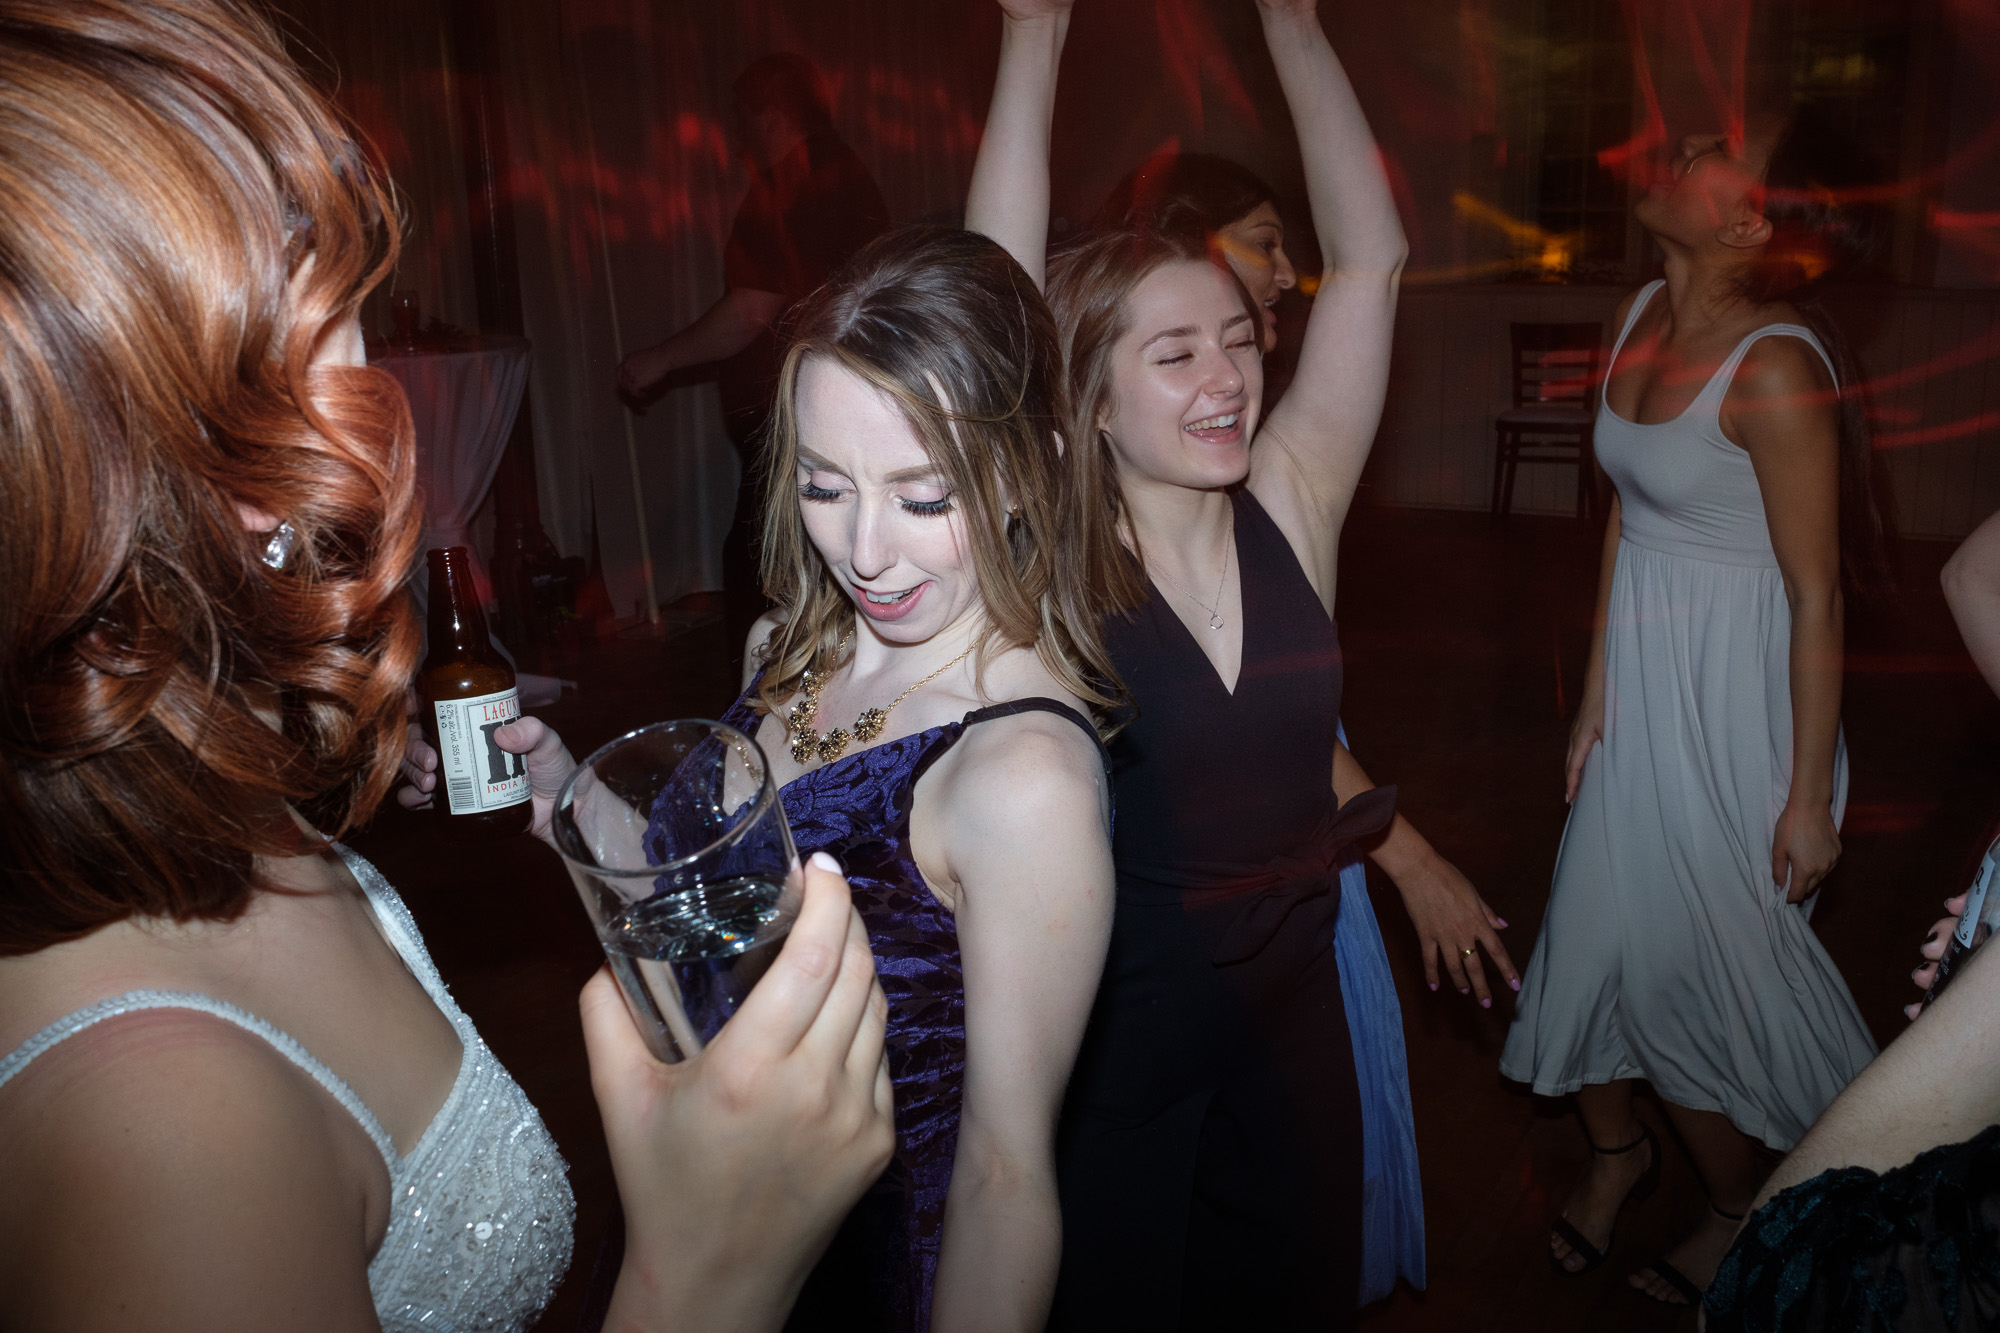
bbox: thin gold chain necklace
[787,636,976,766]
[1149,509,1234,631]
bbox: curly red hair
[0,0,419,953]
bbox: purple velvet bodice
[713,681,1104,1333]
[721,685,966,1333]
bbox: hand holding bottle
[416,547,531,839]
[1907,894,1968,1020]
[399,715,574,847]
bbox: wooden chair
[1491,322,1603,520]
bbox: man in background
[619,53,889,658]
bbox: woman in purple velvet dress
[428,227,1117,1331]
[722,226,1122,1332]
[472,228,1117,1331]
[689,227,1121,1333]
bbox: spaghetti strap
[963,697,1107,768]
[0,989,400,1165]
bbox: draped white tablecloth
[374,336,569,704]
[374,335,532,609]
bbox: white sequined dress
[0,845,575,1330]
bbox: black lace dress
[1705,1123,2000,1331]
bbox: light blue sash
[1334,722,1426,1303]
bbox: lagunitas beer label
[433,687,530,815]
[418,547,532,839]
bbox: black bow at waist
[1118,784,1398,966]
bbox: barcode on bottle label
[432,687,529,815]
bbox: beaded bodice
[0,845,574,1332]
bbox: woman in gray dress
[1500,107,1889,1308]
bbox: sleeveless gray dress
[1500,281,1877,1151]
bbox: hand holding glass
[554,720,800,1062]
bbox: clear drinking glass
[553,719,800,1063]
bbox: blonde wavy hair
[753,226,1126,728]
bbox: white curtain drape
[486,1,1010,616]
[267,0,1555,617]
[275,0,1006,617]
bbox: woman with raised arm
[1089,149,1518,1027]
[1499,107,1888,1309]
[0,4,894,1332]
[965,0,1456,1322]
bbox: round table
[373,334,531,610]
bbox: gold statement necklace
[788,636,976,766]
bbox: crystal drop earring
[261,522,299,570]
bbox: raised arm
[927,718,1113,1331]
[1249,0,1408,593]
[964,0,1073,289]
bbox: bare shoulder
[1734,329,1837,397]
[943,702,1107,822]
[922,651,1109,847]
[923,700,1113,922]
[1611,285,1644,331]
[1724,331,1839,458]
[0,1009,380,1329]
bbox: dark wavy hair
[1092,149,1278,248]
[733,52,836,133]
[0,0,418,953]
[754,225,1127,727]
[1742,103,1896,593]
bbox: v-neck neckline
[1144,501,1248,701]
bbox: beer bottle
[418,546,532,839]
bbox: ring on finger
[1460,946,1476,958]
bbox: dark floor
[348,501,2000,1332]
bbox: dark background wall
[267,0,2000,611]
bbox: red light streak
[1154,0,1257,134]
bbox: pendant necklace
[1150,510,1234,631]
[787,635,977,766]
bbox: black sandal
[1633,1204,1746,1306]
[1548,1124,1662,1277]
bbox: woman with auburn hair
[0,3,894,1330]
[409,224,1121,1332]
[964,0,1459,1322]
